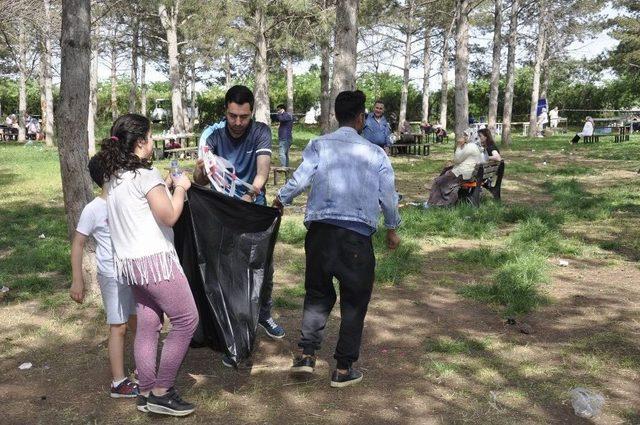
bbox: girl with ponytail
[103,114,198,417]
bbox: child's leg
[131,285,164,395]
[108,323,128,381]
[144,264,198,395]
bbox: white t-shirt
[452,143,484,180]
[106,167,178,285]
[76,197,114,278]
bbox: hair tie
[110,136,118,142]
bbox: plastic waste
[558,259,569,267]
[38,234,45,239]
[569,387,604,418]
[170,159,181,177]
[0,286,9,293]
[18,362,33,370]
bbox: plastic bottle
[170,159,181,177]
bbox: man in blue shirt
[275,104,294,167]
[274,90,401,388]
[361,99,392,152]
[194,85,285,356]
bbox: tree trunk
[42,0,54,145]
[399,0,414,125]
[140,37,147,116]
[17,21,27,142]
[224,48,232,89]
[540,47,550,100]
[319,36,331,134]
[454,0,470,139]
[253,5,271,125]
[422,28,431,122]
[39,59,46,138]
[57,0,94,239]
[487,0,502,131]
[110,37,118,121]
[501,0,520,146]
[439,18,454,129]
[159,3,185,133]
[128,7,139,113]
[286,55,294,113]
[329,0,358,129]
[186,63,196,132]
[528,0,546,137]
[88,46,98,155]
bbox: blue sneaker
[258,317,285,339]
[221,354,235,368]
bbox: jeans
[279,138,291,167]
[298,222,375,370]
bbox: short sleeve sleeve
[76,203,96,236]
[135,168,166,196]
[255,124,272,156]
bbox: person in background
[420,119,433,134]
[275,89,401,388]
[571,116,594,144]
[537,107,549,137]
[477,128,502,162]
[549,107,559,129]
[361,100,392,153]
[275,104,294,167]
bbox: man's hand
[241,194,253,202]
[386,229,400,250]
[272,197,284,215]
[69,280,85,304]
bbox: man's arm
[249,155,271,198]
[276,140,319,204]
[378,153,401,249]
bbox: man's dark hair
[374,99,384,106]
[225,85,254,110]
[335,90,366,125]
[276,104,286,110]
[88,153,105,187]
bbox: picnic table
[151,132,197,160]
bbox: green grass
[278,220,307,245]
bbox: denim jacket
[277,126,401,230]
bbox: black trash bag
[173,184,281,366]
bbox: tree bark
[253,4,271,125]
[57,0,94,240]
[329,0,358,129]
[128,6,139,114]
[319,36,331,134]
[422,28,431,122]
[224,48,232,89]
[501,0,520,146]
[186,63,196,132]
[528,0,546,137]
[439,17,454,129]
[487,0,503,131]
[42,0,54,145]
[454,0,470,138]
[286,55,294,113]
[88,48,98,155]
[140,36,147,116]
[17,20,27,142]
[540,46,550,100]
[399,0,414,125]
[159,2,185,133]
[110,35,118,121]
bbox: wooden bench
[458,160,505,207]
[389,143,430,156]
[583,135,599,143]
[272,166,293,185]
[614,126,630,143]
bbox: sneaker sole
[147,403,195,417]
[222,359,234,368]
[258,323,286,339]
[110,393,138,399]
[137,405,149,413]
[290,365,314,374]
[330,375,363,388]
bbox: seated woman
[477,128,502,162]
[434,125,447,143]
[399,120,415,143]
[420,119,433,134]
[570,117,594,143]
[424,134,484,208]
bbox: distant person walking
[275,104,294,167]
[361,100,392,153]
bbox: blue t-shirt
[276,112,294,141]
[205,120,272,196]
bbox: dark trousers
[298,222,375,370]
[571,134,581,144]
[255,194,273,322]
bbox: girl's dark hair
[88,153,105,187]
[478,128,495,147]
[100,114,152,181]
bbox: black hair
[335,90,366,125]
[277,104,286,110]
[477,128,495,148]
[374,99,384,106]
[88,153,105,187]
[225,85,254,110]
[99,113,152,182]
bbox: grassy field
[1,127,639,424]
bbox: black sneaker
[147,388,195,417]
[290,356,316,373]
[136,394,148,413]
[330,368,363,388]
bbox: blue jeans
[278,138,291,167]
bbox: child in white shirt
[69,155,139,399]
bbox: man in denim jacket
[274,90,401,388]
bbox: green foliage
[373,232,421,286]
[278,220,307,245]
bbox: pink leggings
[131,262,198,392]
